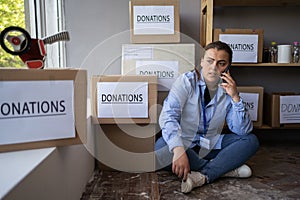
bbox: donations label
[0,80,75,145]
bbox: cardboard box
[214,29,264,63]
[122,43,195,91]
[95,124,156,172]
[129,0,180,43]
[264,93,300,128]
[237,86,264,127]
[91,75,157,124]
[0,68,87,152]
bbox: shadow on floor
[81,141,300,200]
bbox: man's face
[201,48,230,85]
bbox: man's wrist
[232,95,240,103]
[173,146,185,155]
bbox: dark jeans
[155,133,259,182]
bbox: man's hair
[204,41,233,64]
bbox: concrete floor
[81,137,300,200]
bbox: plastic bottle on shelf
[269,41,278,63]
[292,41,299,63]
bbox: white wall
[64,1,300,94]
[64,0,201,76]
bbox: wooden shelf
[255,124,300,129]
[200,0,300,46]
[232,63,300,67]
[200,0,300,131]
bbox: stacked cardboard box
[0,68,87,152]
[125,0,195,92]
[95,0,196,172]
[92,75,158,171]
[214,28,264,63]
[122,43,195,91]
[91,75,157,124]
[126,0,196,170]
[126,0,195,104]
[129,0,180,43]
[237,86,264,127]
[264,93,300,128]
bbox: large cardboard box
[129,0,180,43]
[237,86,264,127]
[122,43,195,91]
[91,75,157,124]
[95,124,156,172]
[264,93,300,128]
[0,68,87,152]
[214,29,264,63]
[91,75,158,172]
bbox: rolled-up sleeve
[226,98,253,135]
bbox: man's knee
[246,134,260,152]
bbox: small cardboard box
[214,29,264,63]
[122,43,195,91]
[95,123,156,172]
[264,93,300,128]
[237,86,264,127]
[91,75,157,124]
[0,68,87,152]
[129,0,180,43]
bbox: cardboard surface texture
[129,0,180,43]
[237,86,264,127]
[95,124,156,172]
[91,75,157,124]
[122,44,195,91]
[214,29,264,63]
[264,93,300,128]
[0,68,87,153]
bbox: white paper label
[219,34,259,63]
[136,60,179,91]
[122,46,153,60]
[133,5,175,35]
[0,80,75,145]
[280,95,300,124]
[240,92,259,121]
[97,82,148,118]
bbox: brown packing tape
[0,68,87,153]
[214,28,264,63]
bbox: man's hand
[220,70,240,102]
[172,146,190,181]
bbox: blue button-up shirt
[159,70,253,152]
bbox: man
[155,41,259,193]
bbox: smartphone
[221,65,230,83]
